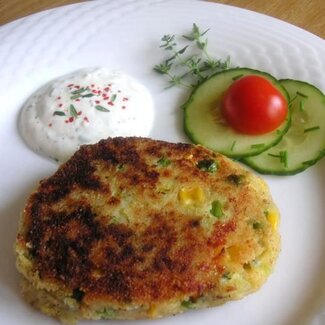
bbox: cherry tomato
[221,75,288,135]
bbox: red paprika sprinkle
[68,84,74,87]
[75,85,80,89]
[77,111,82,116]
[84,117,89,122]
[69,117,74,123]
[122,106,126,109]
[108,101,114,106]
[57,96,61,100]
[95,100,100,104]
[91,84,95,88]
[75,99,80,102]
[59,103,63,107]
[48,123,52,127]
[122,97,129,101]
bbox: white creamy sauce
[19,68,154,162]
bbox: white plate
[1,1,325,324]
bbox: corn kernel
[178,186,205,205]
[227,245,241,262]
[147,304,157,318]
[267,210,279,231]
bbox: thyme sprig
[154,23,230,88]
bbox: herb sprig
[154,23,230,88]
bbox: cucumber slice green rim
[243,79,325,175]
[183,67,291,158]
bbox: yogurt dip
[19,68,154,162]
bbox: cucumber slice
[243,79,325,175]
[183,68,290,158]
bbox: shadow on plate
[173,88,192,143]
[0,178,41,296]
[285,159,325,325]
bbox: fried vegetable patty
[15,137,280,324]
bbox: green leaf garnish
[230,141,236,151]
[53,111,66,116]
[250,143,265,149]
[95,105,110,112]
[296,91,308,98]
[154,62,172,74]
[82,93,95,98]
[160,34,176,50]
[183,23,210,41]
[69,104,78,118]
[196,39,207,50]
[70,94,82,100]
[167,75,189,88]
[110,94,117,102]
[252,222,262,229]
[226,174,244,186]
[280,151,288,168]
[197,159,217,173]
[157,156,171,167]
[232,74,243,81]
[304,126,320,133]
[268,150,288,168]
[154,23,230,88]
[299,101,305,111]
[70,87,87,95]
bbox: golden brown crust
[16,137,280,317]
